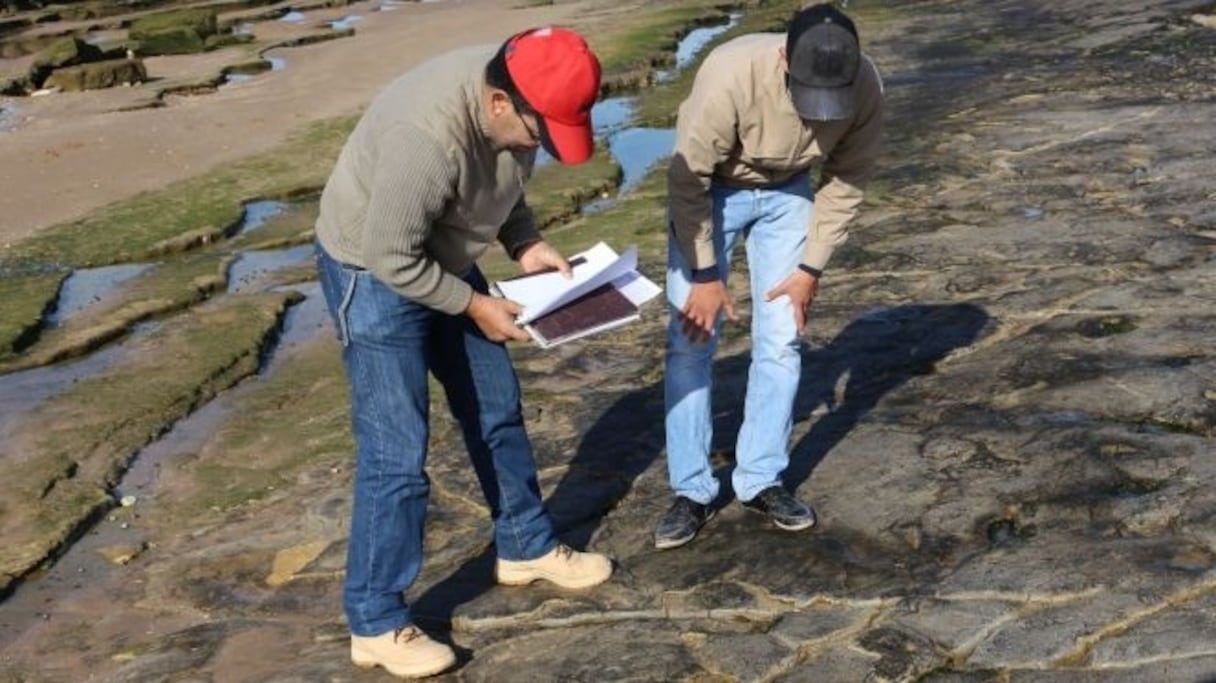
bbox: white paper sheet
[495,242,653,324]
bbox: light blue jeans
[316,244,556,637]
[664,174,812,504]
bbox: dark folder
[527,282,640,347]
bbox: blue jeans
[316,244,556,637]
[664,174,812,504]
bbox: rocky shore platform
[2,0,1214,681]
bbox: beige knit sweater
[315,45,540,315]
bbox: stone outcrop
[0,73,27,94]
[14,35,135,91]
[27,36,103,87]
[135,25,205,55]
[128,8,218,56]
[42,57,145,91]
[1,30,76,59]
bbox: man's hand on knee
[765,269,819,334]
[680,280,737,343]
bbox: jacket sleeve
[361,125,474,315]
[803,57,885,272]
[667,59,739,271]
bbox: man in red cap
[314,27,609,678]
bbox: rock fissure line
[451,587,1133,638]
[958,283,1144,358]
[453,608,667,633]
[935,587,1106,605]
[454,598,889,635]
[755,648,812,683]
[951,602,1054,664]
[998,107,1165,161]
[1052,577,1216,667]
[1084,649,1216,670]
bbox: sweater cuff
[430,279,475,316]
[509,238,543,260]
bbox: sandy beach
[0,0,577,245]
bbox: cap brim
[540,115,594,165]
[789,81,854,121]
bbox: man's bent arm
[803,56,885,273]
[668,58,739,274]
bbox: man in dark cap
[657,3,884,549]
[314,27,612,678]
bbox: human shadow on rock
[539,304,988,547]
[411,336,671,629]
[412,303,988,630]
[784,303,990,490]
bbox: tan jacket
[316,46,539,315]
[668,33,884,273]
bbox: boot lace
[392,625,424,644]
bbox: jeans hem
[347,614,413,639]
[735,480,783,504]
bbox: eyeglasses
[515,106,541,144]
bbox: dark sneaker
[742,486,817,531]
[654,496,715,549]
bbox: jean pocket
[335,269,358,348]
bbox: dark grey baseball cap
[786,3,861,121]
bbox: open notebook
[491,242,662,348]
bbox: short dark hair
[485,39,536,117]
[486,33,556,151]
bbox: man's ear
[488,88,511,116]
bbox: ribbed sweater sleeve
[497,195,541,258]
[362,125,473,315]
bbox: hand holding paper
[491,242,662,348]
[466,292,531,343]
[516,240,575,280]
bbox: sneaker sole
[495,568,612,590]
[772,516,816,532]
[654,532,695,550]
[653,510,716,550]
[744,505,816,532]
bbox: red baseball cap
[504,27,601,165]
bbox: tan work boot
[350,625,456,679]
[495,543,613,589]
